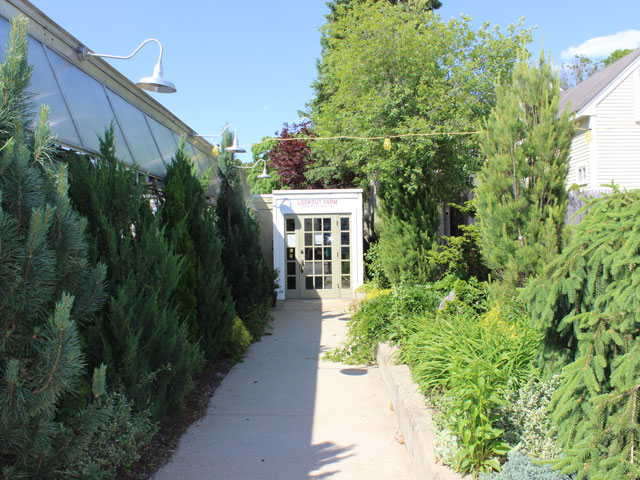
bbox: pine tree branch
[32,323,63,395]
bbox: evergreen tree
[377,160,441,284]
[215,131,274,339]
[474,52,574,294]
[159,147,198,340]
[66,126,202,419]
[523,189,640,479]
[160,142,235,359]
[0,17,107,477]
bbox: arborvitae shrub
[523,188,640,479]
[0,17,107,477]
[66,127,202,419]
[159,142,235,359]
[215,134,274,339]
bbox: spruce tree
[523,189,640,479]
[66,126,202,419]
[215,132,274,339]
[474,52,574,293]
[159,142,235,359]
[0,17,107,477]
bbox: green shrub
[0,18,108,477]
[66,127,203,420]
[480,450,573,480]
[325,289,395,364]
[364,240,390,288]
[226,317,252,362]
[243,301,273,341]
[399,302,541,394]
[499,375,561,460]
[72,392,156,478]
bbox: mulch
[116,359,233,480]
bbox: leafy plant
[364,240,390,288]
[225,317,252,363]
[72,392,156,479]
[399,302,541,394]
[499,375,561,460]
[447,360,510,477]
[327,281,451,363]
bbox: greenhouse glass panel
[29,41,81,145]
[146,114,179,163]
[46,49,133,163]
[106,88,163,176]
[192,145,210,172]
[184,141,201,169]
[0,16,8,61]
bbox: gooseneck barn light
[76,38,177,94]
[237,158,271,179]
[193,124,247,154]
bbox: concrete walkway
[154,299,416,480]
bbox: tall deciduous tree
[267,121,318,189]
[310,1,530,284]
[0,17,107,477]
[474,53,574,293]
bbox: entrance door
[283,214,353,299]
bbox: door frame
[272,189,364,301]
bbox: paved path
[154,299,416,480]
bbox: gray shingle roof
[559,48,640,115]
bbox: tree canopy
[310,1,531,198]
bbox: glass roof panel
[0,16,8,58]
[46,48,133,164]
[146,114,179,164]
[28,41,81,146]
[106,88,164,176]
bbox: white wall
[271,189,364,301]
[595,71,640,189]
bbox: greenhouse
[0,0,218,192]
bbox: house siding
[595,71,640,189]
[567,126,590,187]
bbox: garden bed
[377,342,466,480]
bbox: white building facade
[561,48,640,191]
[253,189,364,301]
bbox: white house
[560,48,640,190]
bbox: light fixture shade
[225,135,246,154]
[136,61,177,94]
[257,164,271,179]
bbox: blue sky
[30,1,640,163]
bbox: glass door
[284,214,353,299]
